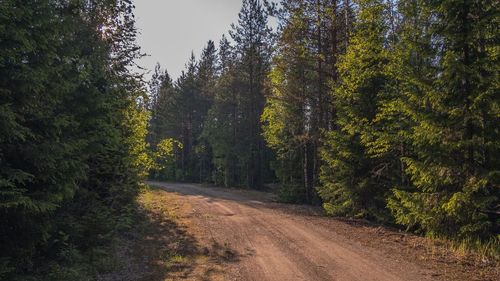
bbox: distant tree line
[148,0,499,244]
[148,0,275,189]
[0,0,149,279]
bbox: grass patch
[97,186,223,281]
[450,237,500,263]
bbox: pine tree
[232,0,275,189]
[196,41,218,182]
[148,65,182,180]
[262,0,351,202]
[175,53,200,181]
[148,63,168,145]
[203,36,240,186]
[203,0,275,188]
[149,48,218,182]
[262,1,315,201]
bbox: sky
[134,0,250,81]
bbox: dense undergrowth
[0,1,149,280]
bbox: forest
[148,0,499,243]
[0,0,499,280]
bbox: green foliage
[221,0,274,189]
[0,0,148,279]
[147,41,219,183]
[151,138,183,180]
[142,0,499,249]
[263,0,352,203]
[315,0,499,242]
[202,43,239,186]
[147,1,277,190]
[261,3,311,192]
[386,0,500,240]
[318,0,393,222]
[7,1,494,274]
[155,139,183,168]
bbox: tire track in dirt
[148,182,438,281]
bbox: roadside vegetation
[99,186,225,281]
[147,0,499,259]
[1,0,498,280]
[0,0,149,280]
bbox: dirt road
[146,181,459,281]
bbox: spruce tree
[0,0,148,276]
[388,0,500,239]
[319,0,392,220]
[0,1,87,270]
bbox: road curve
[148,181,437,281]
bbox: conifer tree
[0,1,87,269]
[232,0,275,189]
[319,0,393,220]
[175,53,200,181]
[203,36,240,186]
[0,0,148,276]
[262,0,352,202]
[262,1,315,201]
[196,41,218,182]
[204,0,274,188]
[388,0,500,239]
[147,65,183,179]
[148,64,169,145]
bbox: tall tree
[196,41,218,182]
[204,0,275,188]
[0,0,148,277]
[388,0,500,239]
[262,0,315,201]
[147,65,183,179]
[175,53,199,181]
[318,0,393,221]
[203,36,240,186]
[232,0,275,189]
[262,0,351,202]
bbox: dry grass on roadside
[98,187,224,281]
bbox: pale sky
[133,0,277,81]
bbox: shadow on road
[147,181,274,205]
[98,188,240,281]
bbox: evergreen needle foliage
[147,0,498,246]
[2,0,498,277]
[0,0,149,279]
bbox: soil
[101,181,500,281]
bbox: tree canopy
[1,0,498,278]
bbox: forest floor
[100,182,500,281]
